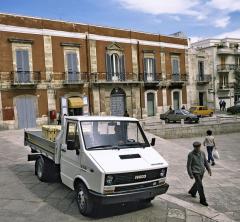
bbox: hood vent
[119,154,141,159]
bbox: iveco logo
[135,175,146,179]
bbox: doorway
[173,92,179,110]
[110,88,125,116]
[147,93,154,116]
[199,93,204,106]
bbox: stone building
[191,38,240,109]
[0,12,189,129]
[188,49,214,109]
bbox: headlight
[160,169,165,177]
[105,175,114,185]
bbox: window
[172,60,179,81]
[219,75,228,88]
[143,58,157,81]
[105,53,125,81]
[16,50,30,83]
[67,53,78,82]
[198,61,204,81]
[66,122,80,150]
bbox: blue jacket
[187,149,211,176]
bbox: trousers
[189,173,206,202]
[207,146,214,163]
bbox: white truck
[24,116,169,216]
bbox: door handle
[61,148,66,152]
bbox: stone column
[160,47,166,78]
[99,86,106,116]
[131,44,138,80]
[89,40,97,73]
[43,36,53,82]
[92,86,100,115]
[162,88,168,113]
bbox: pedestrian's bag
[213,149,220,159]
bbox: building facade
[188,49,214,109]
[191,38,240,109]
[0,12,189,129]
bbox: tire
[173,121,176,123]
[77,183,93,216]
[35,156,49,182]
[165,118,170,123]
[187,118,192,124]
[195,120,199,123]
[209,112,213,117]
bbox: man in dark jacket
[187,141,212,206]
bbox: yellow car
[189,106,213,117]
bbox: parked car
[188,106,213,117]
[160,109,201,124]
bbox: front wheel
[187,118,192,124]
[77,183,93,216]
[195,120,199,123]
[209,112,213,117]
[165,118,170,123]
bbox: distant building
[0,12,189,129]
[191,38,240,109]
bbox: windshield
[181,110,190,114]
[189,107,197,111]
[80,121,150,150]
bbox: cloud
[116,0,200,16]
[214,16,230,28]
[171,16,180,21]
[214,29,240,39]
[153,19,162,23]
[206,0,240,12]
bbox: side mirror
[67,140,75,150]
[151,138,156,146]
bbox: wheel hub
[37,161,43,178]
[78,189,85,209]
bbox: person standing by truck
[187,141,211,206]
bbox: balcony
[90,72,140,83]
[62,72,88,84]
[139,73,162,83]
[217,64,237,72]
[10,71,41,85]
[167,74,188,84]
[217,83,234,90]
[217,47,233,55]
[196,74,212,84]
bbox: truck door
[60,121,81,189]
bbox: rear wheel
[77,183,93,216]
[35,156,49,182]
[209,112,213,117]
[195,120,199,123]
[187,118,192,124]
[165,118,170,123]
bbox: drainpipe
[86,33,92,115]
[137,41,143,119]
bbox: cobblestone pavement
[0,128,239,221]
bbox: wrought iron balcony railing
[62,72,88,84]
[217,82,234,90]
[217,64,237,72]
[196,74,212,82]
[10,71,41,85]
[139,73,162,82]
[91,72,139,82]
[166,74,188,82]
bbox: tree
[233,69,240,93]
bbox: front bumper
[89,183,169,205]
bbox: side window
[66,122,80,150]
[16,50,30,83]
[203,107,207,110]
[199,107,203,110]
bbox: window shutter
[236,57,238,69]
[226,75,229,85]
[153,58,157,81]
[67,53,73,82]
[143,57,147,81]
[105,52,112,81]
[22,50,30,82]
[72,53,78,82]
[120,54,126,81]
[173,60,179,81]
[219,75,223,88]
[230,43,233,49]
[201,62,204,81]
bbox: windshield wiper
[116,142,149,148]
[87,145,112,150]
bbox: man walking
[187,141,212,206]
[219,100,223,111]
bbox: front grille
[105,168,167,185]
[115,181,157,192]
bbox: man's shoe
[211,162,215,166]
[188,191,196,198]
[200,201,208,206]
[208,160,210,163]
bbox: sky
[1,0,240,43]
